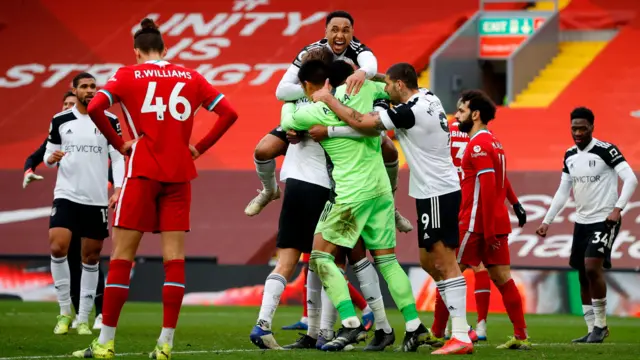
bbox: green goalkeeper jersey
[281,80,391,203]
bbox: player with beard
[24,91,108,331]
[453,90,530,350]
[245,10,412,235]
[312,63,474,355]
[45,73,124,337]
[284,60,430,353]
[431,109,527,342]
[537,107,637,343]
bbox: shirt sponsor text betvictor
[508,193,640,269]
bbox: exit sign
[479,17,545,36]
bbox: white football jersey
[562,138,629,224]
[378,90,460,199]
[45,106,123,206]
[279,98,331,189]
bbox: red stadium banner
[0,0,477,170]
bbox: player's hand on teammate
[22,169,44,189]
[286,130,302,144]
[46,150,65,165]
[535,223,549,237]
[512,203,527,227]
[311,79,333,104]
[109,188,121,209]
[345,69,366,96]
[308,125,329,142]
[189,144,200,160]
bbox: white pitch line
[0,343,636,359]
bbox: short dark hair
[302,46,334,66]
[72,72,95,88]
[298,59,330,86]
[386,63,419,90]
[61,91,76,102]
[328,60,354,88]
[570,106,594,125]
[460,89,496,124]
[326,11,354,26]
[134,18,165,53]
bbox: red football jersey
[98,60,224,183]
[459,130,511,235]
[449,121,470,181]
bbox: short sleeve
[98,67,127,106]
[292,42,323,68]
[379,97,418,130]
[196,72,225,111]
[47,117,61,145]
[562,157,570,174]
[469,140,495,173]
[351,37,372,56]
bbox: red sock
[474,270,491,324]
[102,259,133,328]
[302,266,308,318]
[163,260,185,329]
[431,290,450,338]
[348,282,368,311]
[497,279,527,339]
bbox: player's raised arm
[276,64,306,101]
[193,74,238,155]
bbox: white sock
[158,327,175,347]
[254,157,277,193]
[362,305,373,315]
[300,316,309,324]
[320,287,337,335]
[78,263,99,323]
[582,305,595,332]
[257,273,286,327]
[385,160,399,192]
[352,259,392,334]
[592,298,607,328]
[306,269,322,339]
[98,325,116,345]
[443,276,471,343]
[341,316,361,328]
[51,255,72,316]
[406,318,422,332]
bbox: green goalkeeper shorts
[315,192,396,250]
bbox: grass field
[2,301,640,359]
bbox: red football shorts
[456,231,510,267]
[113,177,191,233]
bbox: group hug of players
[27,9,636,359]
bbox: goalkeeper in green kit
[280,59,432,352]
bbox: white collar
[145,60,170,66]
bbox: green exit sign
[479,18,542,36]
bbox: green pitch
[2,301,639,359]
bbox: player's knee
[50,241,68,258]
[488,266,511,286]
[254,135,284,161]
[584,261,602,280]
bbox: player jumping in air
[249,49,378,351]
[245,10,411,234]
[313,63,475,355]
[282,60,429,352]
[536,107,637,343]
[453,90,530,350]
[72,18,238,359]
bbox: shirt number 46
[141,81,192,121]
